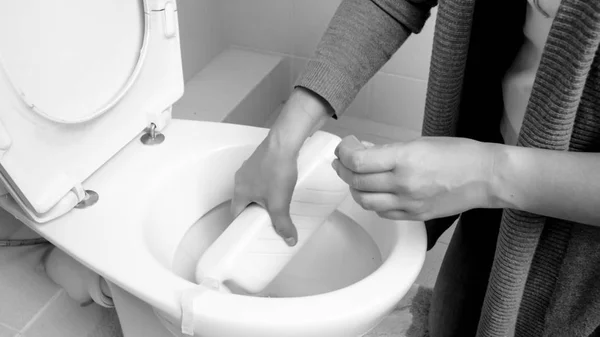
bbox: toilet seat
[0,120,427,337]
[0,0,183,222]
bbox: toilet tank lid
[0,0,183,222]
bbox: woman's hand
[232,140,299,246]
[332,135,496,221]
[231,88,333,246]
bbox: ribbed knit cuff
[294,60,359,118]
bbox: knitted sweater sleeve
[295,0,437,116]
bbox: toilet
[0,0,427,336]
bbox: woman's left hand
[332,135,497,221]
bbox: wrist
[267,87,332,153]
[487,143,520,210]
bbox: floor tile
[365,307,412,337]
[21,291,117,337]
[0,244,59,330]
[396,284,420,310]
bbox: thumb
[361,141,375,148]
[267,200,298,247]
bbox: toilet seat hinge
[141,107,171,145]
[75,189,99,209]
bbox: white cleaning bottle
[195,131,351,294]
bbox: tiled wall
[177,0,437,134]
[178,0,226,82]
[220,0,437,133]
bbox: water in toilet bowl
[172,200,382,298]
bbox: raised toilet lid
[0,0,183,222]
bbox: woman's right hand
[231,137,300,246]
[230,88,333,246]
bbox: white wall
[177,0,437,133]
[178,0,226,82]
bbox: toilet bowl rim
[0,187,426,332]
[108,217,427,332]
[0,120,427,333]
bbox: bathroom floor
[363,286,417,337]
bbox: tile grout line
[229,44,430,83]
[0,322,18,333]
[18,288,64,334]
[378,70,429,83]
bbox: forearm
[490,144,600,226]
[267,0,437,154]
[267,88,333,154]
[297,0,436,115]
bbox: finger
[266,199,298,247]
[332,159,396,192]
[334,135,364,159]
[361,141,375,148]
[349,188,403,212]
[335,136,397,173]
[376,210,412,220]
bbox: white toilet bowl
[0,1,427,336]
[2,120,426,337]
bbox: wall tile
[365,307,412,336]
[21,291,116,337]
[0,324,17,337]
[0,208,24,239]
[269,56,293,109]
[290,56,308,87]
[381,8,437,80]
[290,55,369,119]
[370,73,427,131]
[174,48,284,122]
[178,0,226,81]
[344,81,371,119]
[290,0,342,58]
[219,0,293,55]
[226,77,274,127]
[0,244,58,331]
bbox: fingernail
[285,237,297,247]
[344,135,364,149]
[361,141,374,148]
